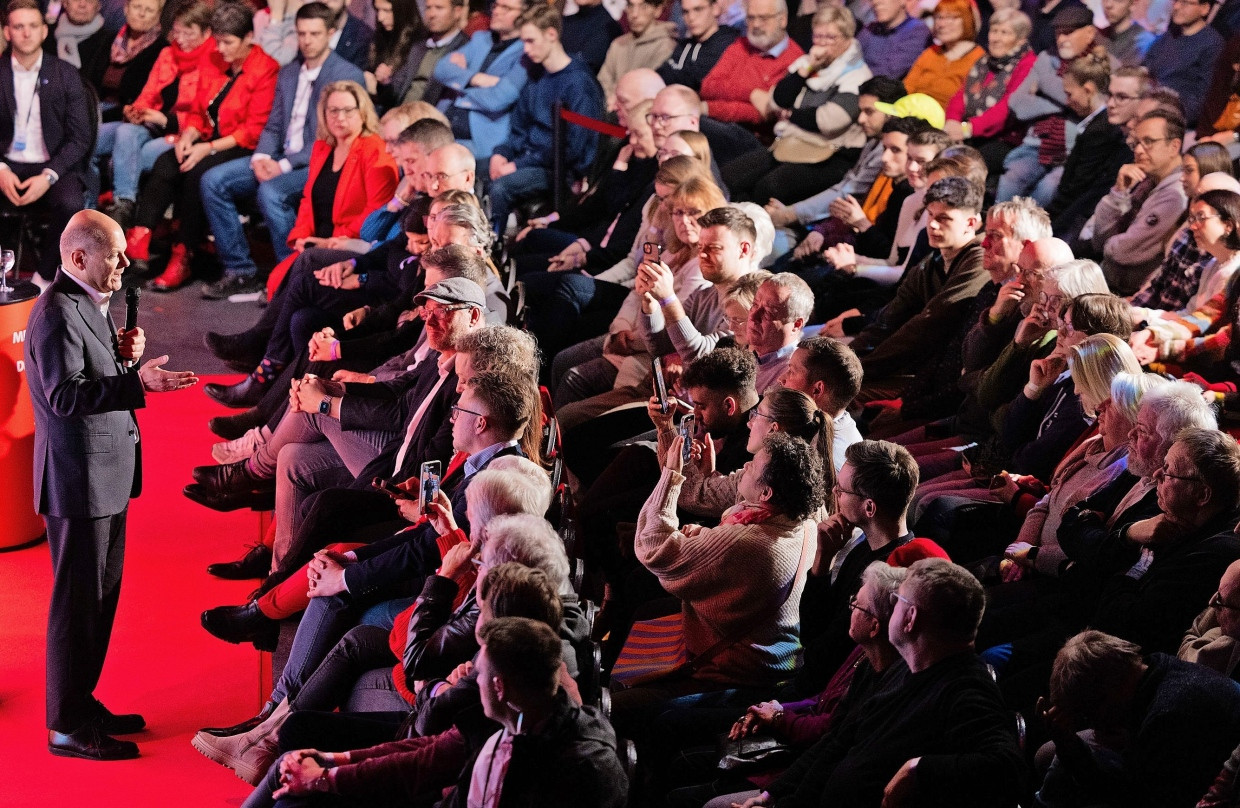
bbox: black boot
[206,544,272,580]
[197,701,276,738]
[205,359,284,409]
[201,602,279,651]
[203,329,267,368]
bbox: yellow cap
[873,93,946,130]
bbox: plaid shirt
[1129,227,1205,311]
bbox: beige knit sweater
[635,467,814,687]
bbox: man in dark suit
[24,209,196,760]
[0,0,95,288]
[199,1,366,299]
[324,0,372,70]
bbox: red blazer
[184,45,279,150]
[132,36,227,132]
[287,133,399,244]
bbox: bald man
[612,67,665,125]
[24,210,196,760]
[424,143,478,197]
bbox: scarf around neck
[962,42,1030,121]
[56,14,105,68]
[110,22,162,66]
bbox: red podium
[0,280,45,550]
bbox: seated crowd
[29,0,1240,802]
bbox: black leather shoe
[204,374,270,409]
[204,330,265,366]
[201,602,279,651]
[94,701,145,735]
[209,408,265,440]
[49,726,139,760]
[191,459,268,494]
[184,483,275,513]
[198,701,275,738]
[207,544,272,580]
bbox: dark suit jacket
[385,30,469,108]
[23,270,145,518]
[334,13,374,72]
[345,353,459,485]
[255,50,365,171]
[0,50,95,179]
[344,445,523,598]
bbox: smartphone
[679,414,695,463]
[371,477,412,500]
[642,242,663,261]
[543,416,559,459]
[419,460,442,515]
[652,357,669,414]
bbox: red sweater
[287,134,399,244]
[132,36,227,132]
[183,45,279,150]
[699,36,804,126]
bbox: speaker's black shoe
[48,726,139,761]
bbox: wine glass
[0,248,12,293]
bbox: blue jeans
[201,157,309,274]
[488,165,549,233]
[104,122,172,202]
[996,141,1062,207]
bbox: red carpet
[0,377,273,807]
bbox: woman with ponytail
[659,386,837,520]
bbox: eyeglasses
[1037,292,1065,311]
[450,403,486,422]
[811,31,846,44]
[326,106,360,118]
[748,408,777,423]
[724,313,748,328]
[427,168,469,187]
[1187,212,1221,226]
[832,480,863,497]
[1017,266,1045,281]
[848,594,878,619]
[423,303,473,320]
[1210,592,1240,611]
[1156,462,1201,483]
[646,112,693,126]
[1125,136,1170,151]
[889,591,916,609]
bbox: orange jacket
[287,134,399,244]
[183,45,279,150]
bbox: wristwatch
[319,396,332,415]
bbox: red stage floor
[0,378,271,807]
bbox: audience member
[561,0,622,74]
[902,0,983,109]
[486,4,603,233]
[52,0,116,86]
[726,558,1024,808]
[849,176,987,399]
[197,2,366,299]
[430,0,529,161]
[944,8,1035,180]
[1099,0,1154,65]
[777,334,865,467]
[1180,558,1240,677]
[599,0,675,110]
[657,0,738,91]
[360,0,422,98]
[0,0,97,289]
[377,0,467,108]
[855,0,931,81]
[1088,108,1187,295]
[721,5,872,204]
[1142,0,1223,127]
[698,0,803,139]
[1039,630,1240,807]
[746,273,812,392]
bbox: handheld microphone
[123,286,140,368]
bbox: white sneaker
[211,427,266,464]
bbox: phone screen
[679,414,695,463]
[419,460,442,515]
[652,358,669,414]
